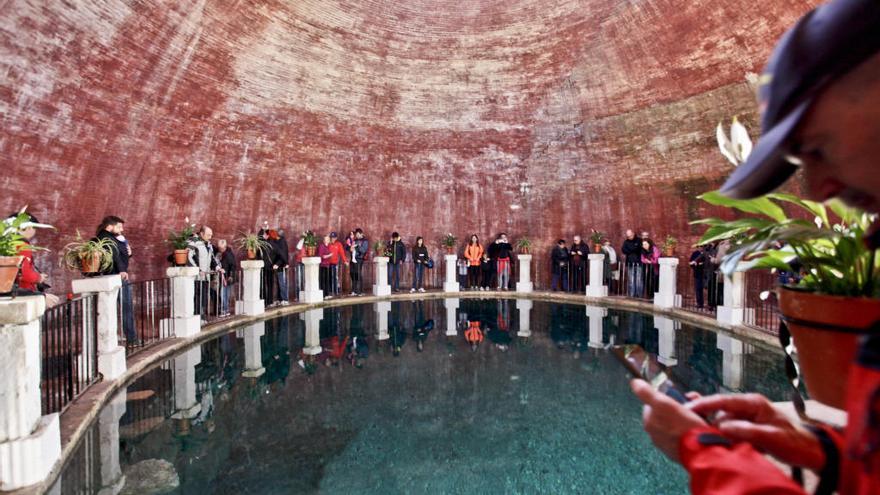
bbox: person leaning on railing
[96,216,136,343]
[631,1,880,493]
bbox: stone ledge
[0,296,46,325]
[165,267,199,278]
[71,275,121,294]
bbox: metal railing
[745,269,781,333]
[41,294,99,415]
[120,278,173,354]
[678,262,719,318]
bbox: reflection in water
[53,299,788,494]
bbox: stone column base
[242,367,266,378]
[0,414,60,491]
[653,292,681,308]
[98,346,127,380]
[586,285,608,297]
[171,403,201,420]
[515,282,533,293]
[373,285,391,297]
[303,290,324,304]
[161,315,201,338]
[443,281,460,293]
[235,299,265,316]
[303,345,323,355]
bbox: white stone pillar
[98,391,126,495]
[161,267,201,338]
[585,254,608,297]
[654,316,680,366]
[303,309,323,355]
[653,258,681,308]
[443,255,459,293]
[236,260,265,316]
[586,305,607,348]
[375,302,391,340]
[717,334,751,390]
[373,257,391,296]
[0,296,61,491]
[302,257,323,303]
[241,322,265,378]
[717,263,748,325]
[71,275,126,379]
[171,346,201,419]
[516,255,533,293]
[516,299,533,338]
[445,298,459,336]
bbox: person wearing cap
[631,1,880,493]
[8,211,59,307]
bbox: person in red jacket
[329,232,348,296]
[10,211,59,306]
[632,1,880,493]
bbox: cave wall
[0,0,820,290]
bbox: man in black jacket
[494,233,513,290]
[215,239,236,316]
[620,229,643,298]
[96,216,137,345]
[350,228,369,296]
[570,235,589,292]
[551,239,570,291]
[269,230,290,305]
[388,232,407,292]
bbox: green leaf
[698,191,787,222]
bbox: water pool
[53,298,790,494]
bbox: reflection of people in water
[347,305,369,368]
[465,321,483,351]
[411,300,434,352]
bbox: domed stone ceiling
[1,0,819,284]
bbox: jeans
[350,261,363,294]
[497,259,510,289]
[319,266,331,295]
[627,264,644,298]
[276,269,289,301]
[120,281,136,342]
[220,284,231,314]
[413,263,425,289]
[467,266,481,288]
[694,275,704,308]
[551,269,569,291]
[389,262,402,291]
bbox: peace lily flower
[716,117,753,167]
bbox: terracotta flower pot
[306,246,316,257]
[778,286,880,409]
[173,249,189,266]
[0,256,24,294]
[80,252,102,273]
[593,244,602,253]
[664,246,675,257]
[519,248,530,255]
[445,246,454,255]
[246,248,256,260]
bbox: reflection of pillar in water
[303,309,324,354]
[98,391,126,495]
[586,305,607,348]
[445,298,459,336]
[654,316,680,366]
[375,302,391,340]
[172,346,202,419]
[516,299,533,338]
[716,333,751,390]
[241,322,266,378]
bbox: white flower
[717,117,753,167]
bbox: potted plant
[167,224,195,266]
[662,236,678,257]
[441,233,457,255]
[516,237,531,255]
[373,240,386,258]
[0,207,53,293]
[690,117,880,408]
[234,232,272,260]
[302,230,318,257]
[60,231,115,274]
[589,230,605,253]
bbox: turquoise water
[53,299,789,494]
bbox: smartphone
[611,344,690,404]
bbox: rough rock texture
[1,0,820,289]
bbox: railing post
[241,322,265,378]
[445,298,459,336]
[237,260,265,315]
[585,254,607,297]
[653,258,681,308]
[515,255,533,293]
[71,275,126,379]
[654,316,680,366]
[303,309,323,355]
[302,257,323,303]
[375,302,391,340]
[0,296,61,491]
[373,257,391,296]
[443,255,459,293]
[517,299,533,338]
[717,263,752,325]
[162,267,201,338]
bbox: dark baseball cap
[329,231,338,238]
[720,0,880,199]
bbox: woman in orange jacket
[463,234,483,290]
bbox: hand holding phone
[611,344,691,405]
